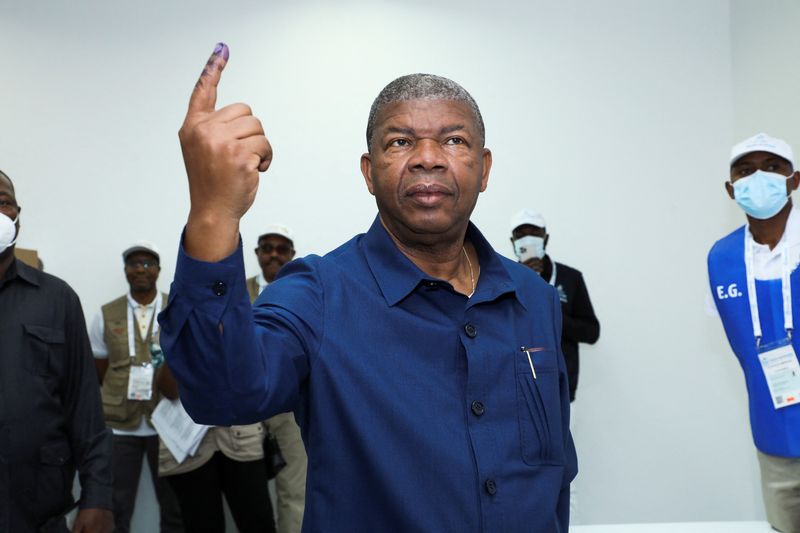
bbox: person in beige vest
[247,225,307,533]
[89,241,183,533]
[156,364,276,533]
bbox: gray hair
[366,73,485,152]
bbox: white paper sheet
[151,398,209,463]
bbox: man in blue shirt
[160,43,577,533]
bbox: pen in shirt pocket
[520,346,545,379]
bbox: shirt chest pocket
[22,324,65,377]
[515,348,565,465]
[228,424,264,452]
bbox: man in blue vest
[708,132,800,532]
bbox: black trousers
[167,452,276,533]
[112,434,183,533]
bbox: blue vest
[708,226,800,457]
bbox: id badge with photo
[758,338,800,410]
[127,363,154,401]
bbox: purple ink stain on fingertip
[213,42,229,60]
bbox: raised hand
[180,43,272,261]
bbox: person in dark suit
[0,169,113,533]
[511,209,601,403]
[511,208,599,524]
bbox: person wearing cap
[154,365,278,533]
[0,169,114,532]
[147,225,304,533]
[89,242,183,533]
[247,225,307,533]
[247,225,296,300]
[510,209,599,524]
[510,209,600,404]
[708,132,800,532]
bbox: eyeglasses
[126,260,159,270]
[256,243,292,255]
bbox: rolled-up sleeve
[158,232,320,426]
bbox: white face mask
[0,212,19,253]
[513,235,545,262]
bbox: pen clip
[520,346,539,380]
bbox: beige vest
[100,294,166,431]
[159,423,267,476]
[246,275,260,304]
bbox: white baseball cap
[122,240,160,263]
[258,224,294,245]
[730,132,794,168]
[510,209,546,233]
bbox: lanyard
[744,228,793,347]
[548,261,557,287]
[126,293,161,358]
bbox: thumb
[187,42,229,117]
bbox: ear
[544,234,550,248]
[289,249,296,260]
[725,181,735,200]
[479,149,492,192]
[789,171,800,193]
[361,153,375,195]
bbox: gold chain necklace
[462,246,475,297]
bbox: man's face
[0,175,20,252]
[730,151,793,181]
[124,251,160,294]
[360,99,492,242]
[255,235,295,282]
[727,150,798,199]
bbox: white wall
[1,0,778,528]
[731,0,800,139]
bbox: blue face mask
[732,170,790,220]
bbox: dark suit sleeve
[561,271,600,345]
[62,288,113,510]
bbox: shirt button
[212,281,226,296]
[464,324,477,338]
[471,401,485,416]
[485,479,497,495]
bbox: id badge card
[127,363,154,401]
[758,338,800,409]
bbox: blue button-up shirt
[159,216,577,533]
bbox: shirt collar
[127,291,158,310]
[362,215,520,307]
[3,258,40,287]
[784,204,800,247]
[749,204,800,254]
